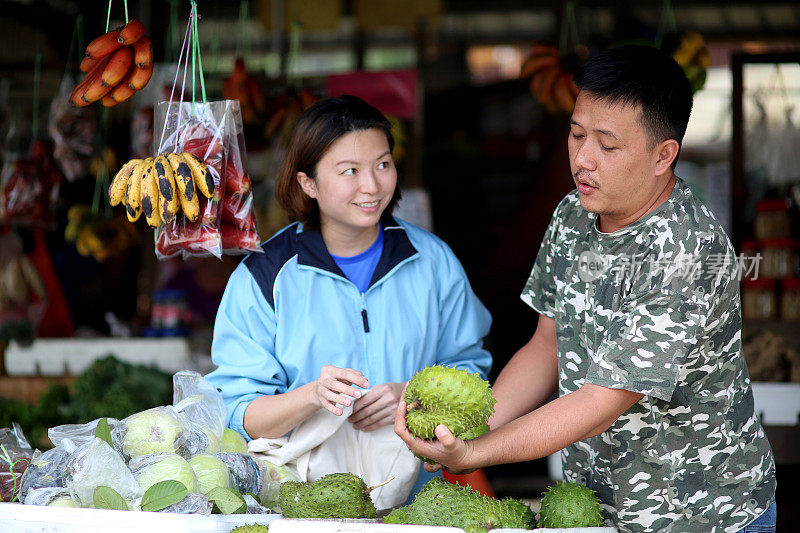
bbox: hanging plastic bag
[152,3,260,260]
[0,139,62,227]
[0,232,47,345]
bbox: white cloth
[246,390,420,510]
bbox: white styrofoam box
[751,382,800,425]
[4,337,192,376]
[0,503,278,532]
[268,519,616,532]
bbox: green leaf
[206,487,246,514]
[94,418,113,447]
[93,486,127,510]
[141,480,188,512]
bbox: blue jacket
[206,216,493,440]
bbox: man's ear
[297,172,317,198]
[654,139,680,176]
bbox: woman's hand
[349,381,406,431]
[310,365,369,416]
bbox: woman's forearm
[243,382,321,438]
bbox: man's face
[568,91,667,226]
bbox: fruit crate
[0,503,278,532]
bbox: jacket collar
[295,214,419,288]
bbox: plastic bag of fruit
[173,371,226,456]
[153,100,261,259]
[0,422,33,502]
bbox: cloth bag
[247,390,419,510]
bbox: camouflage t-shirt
[521,178,776,532]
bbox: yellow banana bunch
[110,153,215,226]
[65,203,138,262]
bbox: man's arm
[489,315,559,429]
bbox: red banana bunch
[69,19,154,108]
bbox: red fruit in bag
[224,160,251,195]
[183,136,224,162]
[221,223,260,251]
[222,207,256,230]
[180,226,222,254]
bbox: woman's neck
[321,223,381,257]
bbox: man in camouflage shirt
[396,46,776,532]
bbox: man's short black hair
[573,45,693,167]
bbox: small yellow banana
[125,158,150,222]
[109,159,142,206]
[167,153,199,222]
[181,152,215,199]
[140,159,162,227]
[154,155,179,224]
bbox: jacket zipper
[360,293,370,333]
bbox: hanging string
[32,51,41,141]
[558,1,579,55]
[92,109,111,215]
[64,15,84,78]
[158,10,193,153]
[287,20,303,89]
[655,0,677,49]
[193,2,207,104]
[236,0,250,59]
[106,0,130,33]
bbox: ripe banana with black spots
[109,158,142,206]
[181,152,215,198]
[154,155,179,224]
[167,153,199,222]
[125,158,149,222]
[140,159,162,227]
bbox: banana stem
[367,476,395,494]
[407,400,421,410]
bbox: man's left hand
[394,399,477,475]
[349,382,406,431]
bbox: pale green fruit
[48,495,79,507]
[188,454,231,494]
[220,428,247,453]
[122,408,185,457]
[200,426,221,454]
[134,453,198,493]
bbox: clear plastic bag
[48,76,97,181]
[0,139,62,227]
[0,422,33,502]
[48,418,120,448]
[153,100,260,259]
[64,437,141,507]
[253,456,300,510]
[214,452,263,499]
[129,452,199,493]
[19,445,70,501]
[0,232,46,344]
[158,492,212,515]
[243,493,271,514]
[23,487,78,507]
[114,406,191,459]
[173,371,226,456]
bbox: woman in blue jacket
[206,95,491,504]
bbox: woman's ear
[297,172,317,198]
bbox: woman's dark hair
[573,45,693,168]
[275,95,400,229]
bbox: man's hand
[394,399,478,475]
[349,381,405,431]
[311,365,369,416]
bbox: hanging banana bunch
[69,19,154,107]
[109,153,216,228]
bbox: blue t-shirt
[330,229,384,293]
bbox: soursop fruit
[230,525,269,533]
[538,481,605,528]
[402,477,535,530]
[383,506,412,524]
[278,472,376,519]
[405,366,496,440]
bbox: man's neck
[598,173,677,233]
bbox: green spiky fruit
[405,366,496,440]
[461,526,488,533]
[538,481,605,528]
[230,525,269,533]
[383,506,412,524]
[278,473,376,519]
[487,497,536,529]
